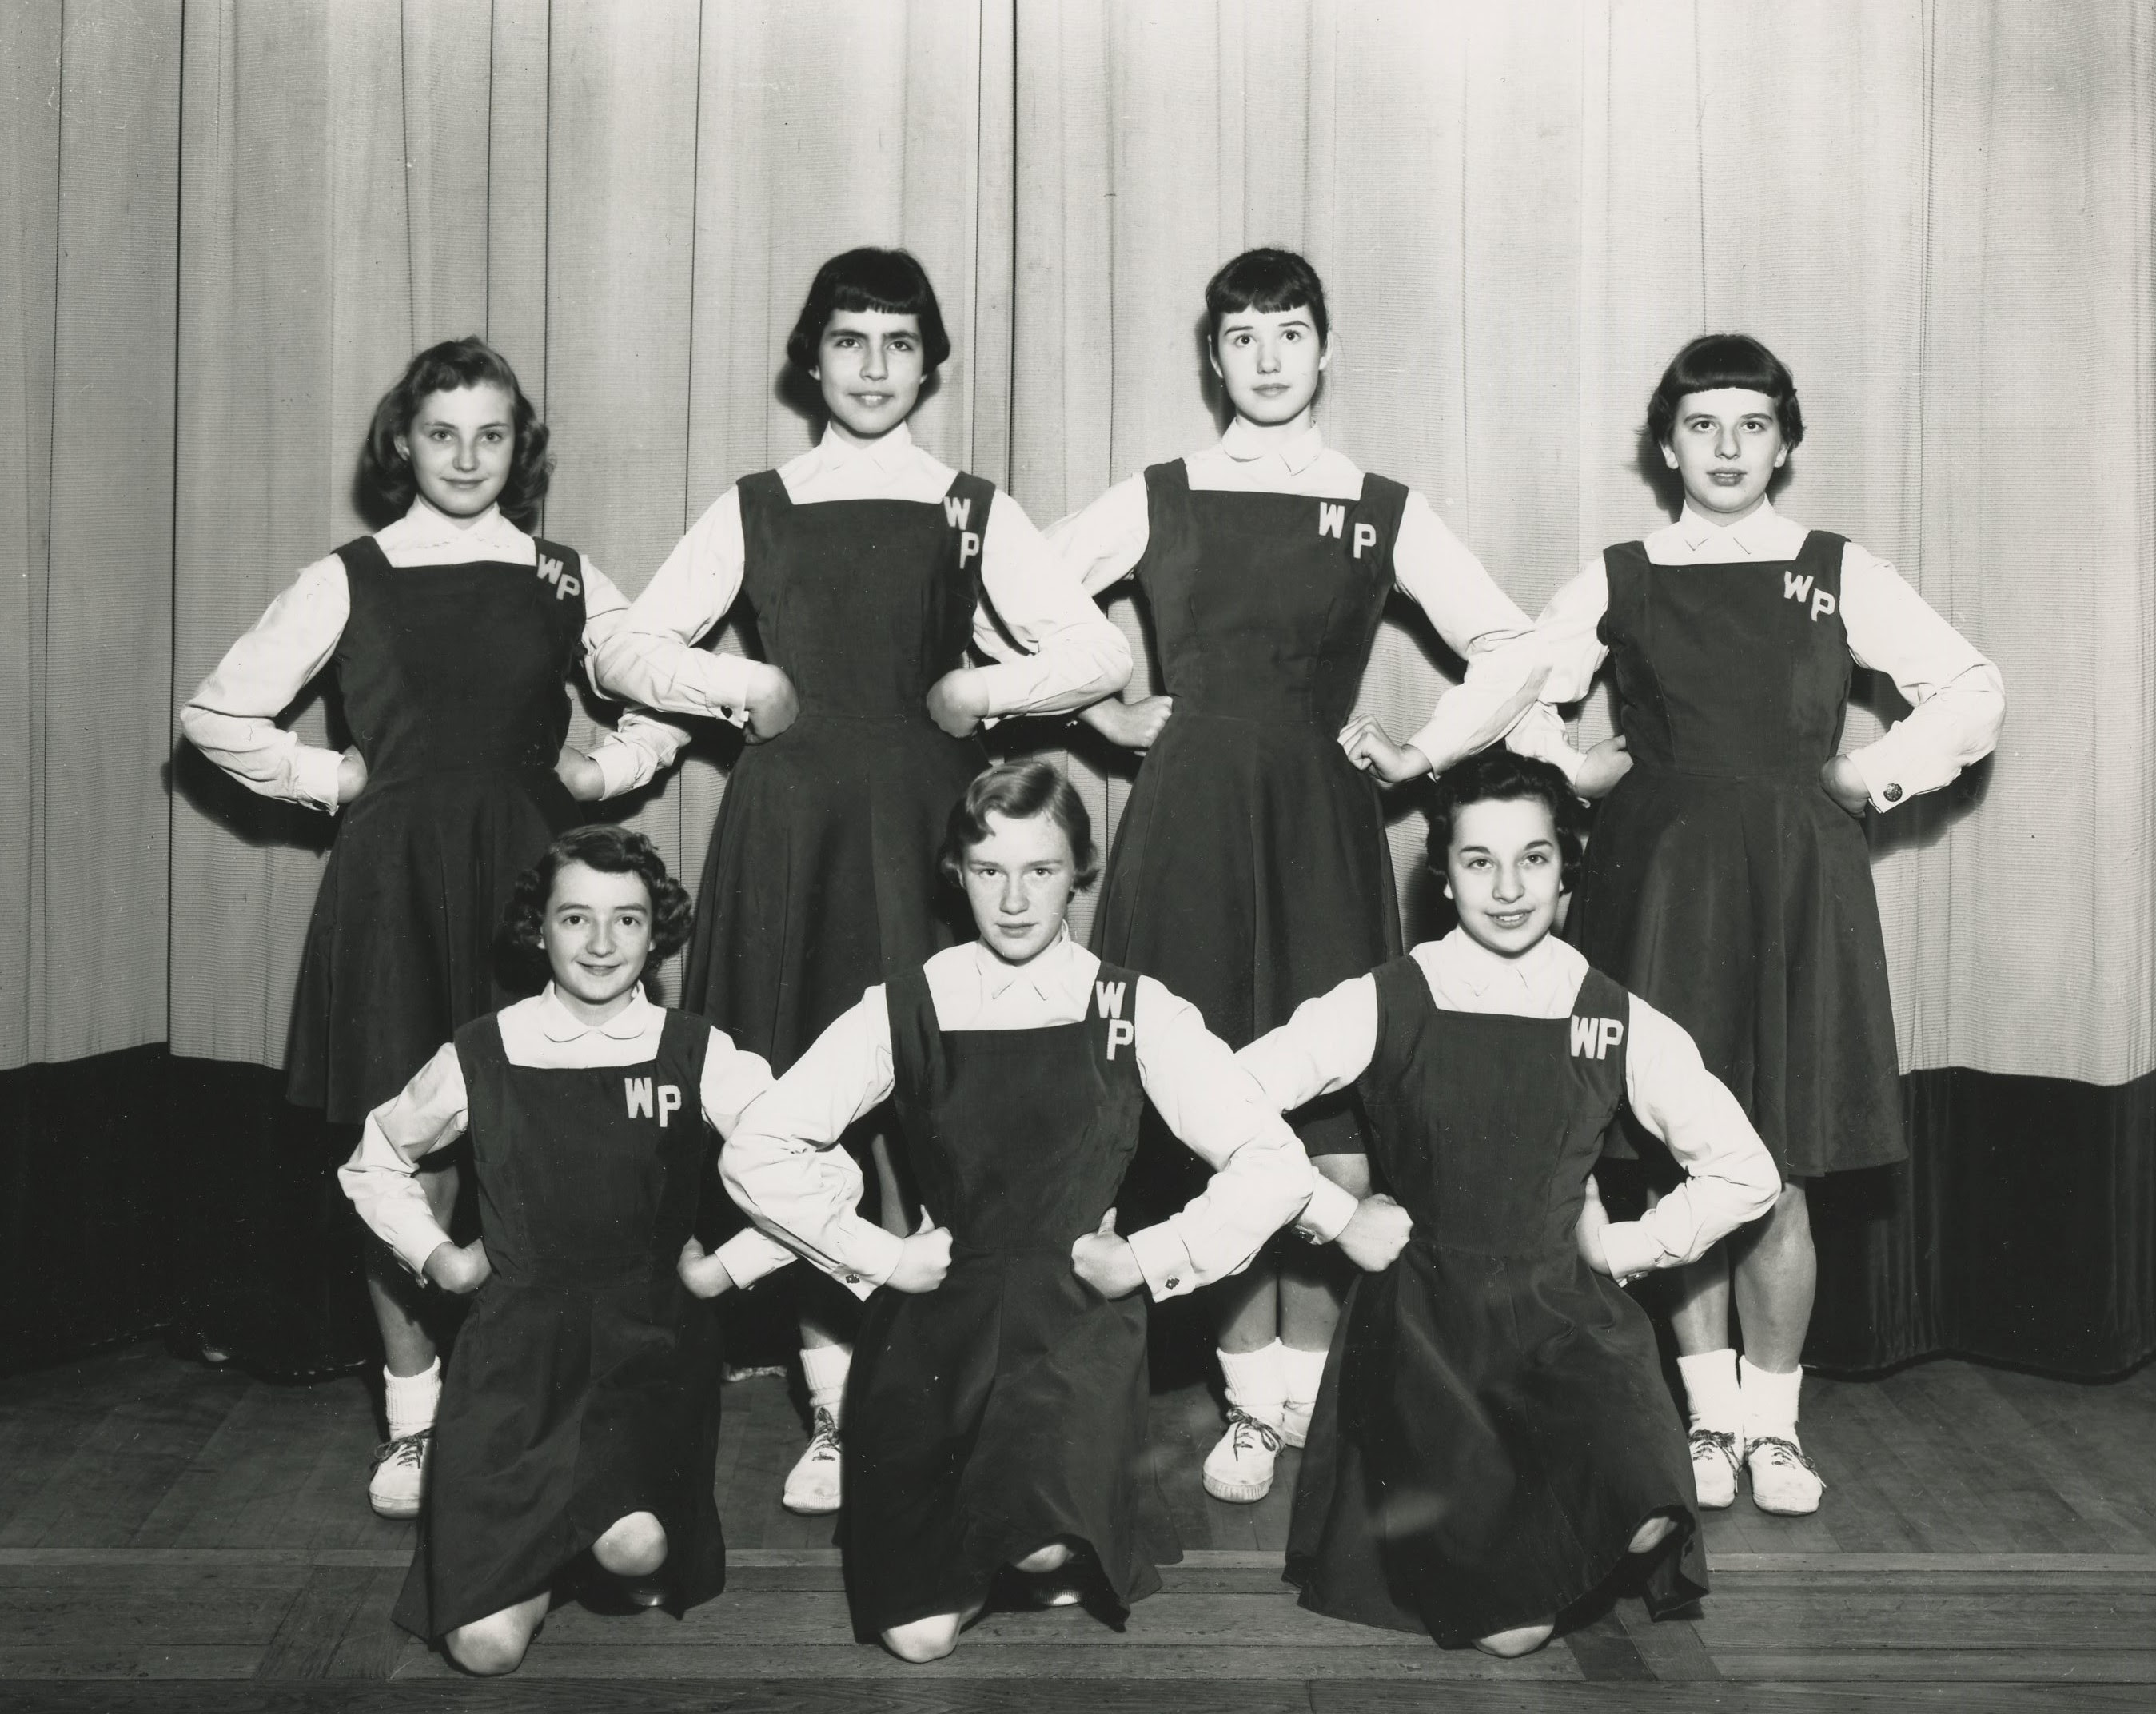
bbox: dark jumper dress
[683,473,994,1076]
[1287,957,1704,1646]
[1569,532,1903,1177]
[839,962,1177,1637]
[288,535,587,1122]
[1092,461,1409,1173]
[393,1010,727,1640]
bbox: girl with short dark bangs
[596,249,1131,1518]
[1050,247,1556,1506]
[181,337,691,1522]
[1514,332,2005,1518]
[341,826,796,1674]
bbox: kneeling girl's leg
[1475,1618,1556,1658]
[882,1597,986,1664]
[1628,1511,1678,1555]
[592,1510,668,1578]
[444,1588,550,1676]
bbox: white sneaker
[782,1407,843,1515]
[1747,1433,1825,1516]
[1688,1428,1742,1510]
[1280,1398,1313,1450]
[367,1428,430,1520]
[1202,1405,1284,1503]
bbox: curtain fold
[0,0,2149,1374]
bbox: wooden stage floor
[0,1341,2151,1711]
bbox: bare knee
[1474,1619,1555,1658]
[446,1612,534,1676]
[593,1511,668,1578]
[1628,1513,1677,1555]
[882,1612,962,1663]
[1012,1541,1074,1575]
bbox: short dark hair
[938,760,1100,891]
[1427,750,1584,895]
[360,337,552,532]
[504,825,695,967]
[1645,333,1804,451]
[1204,247,1331,346]
[783,248,953,377]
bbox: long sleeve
[687,1025,803,1291]
[589,488,761,728]
[576,560,694,798]
[1500,559,1613,789]
[180,555,353,813]
[1837,546,2005,810]
[1387,495,1552,773]
[1600,998,1782,1278]
[338,1044,470,1278]
[1046,471,1154,600]
[718,991,904,1297]
[1121,976,1317,1300]
[968,493,1133,715]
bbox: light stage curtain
[0,1,2150,1371]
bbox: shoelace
[1688,1427,1741,1473]
[1746,1434,1825,1486]
[370,1426,431,1473]
[1223,1405,1283,1458]
[803,1407,842,1461]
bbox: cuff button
[1883,783,1903,803]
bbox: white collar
[968,923,1078,1002]
[815,419,917,478]
[1430,926,1563,996]
[1675,499,1783,557]
[1220,414,1325,475]
[535,983,657,1043]
[393,495,525,554]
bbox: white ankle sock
[1739,1357,1803,1442]
[384,1360,440,1441]
[800,1345,851,1422]
[1217,1341,1286,1427]
[1675,1349,1740,1434]
[1280,1345,1328,1413]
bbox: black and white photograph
[0,1,2149,1708]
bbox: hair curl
[1426,750,1585,895]
[1203,247,1331,346]
[938,760,1100,891]
[1645,332,1804,452]
[503,825,695,979]
[783,248,953,377]
[360,337,552,532]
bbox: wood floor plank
[1983,1367,2156,1547]
[1,1681,2146,1714]
[1706,1648,2156,1682]
[468,1640,1582,1680]
[0,1364,250,1549]
[255,1567,383,1680]
[1612,1596,1721,1680]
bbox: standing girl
[1518,333,2005,1514]
[182,337,687,1518]
[722,762,1402,1662]
[341,826,795,1674]
[595,250,1131,1516]
[1050,248,1551,1503]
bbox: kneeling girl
[722,761,1406,1662]
[1238,752,1780,1656]
[340,827,795,1675]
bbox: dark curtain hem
[3,1050,2153,1381]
